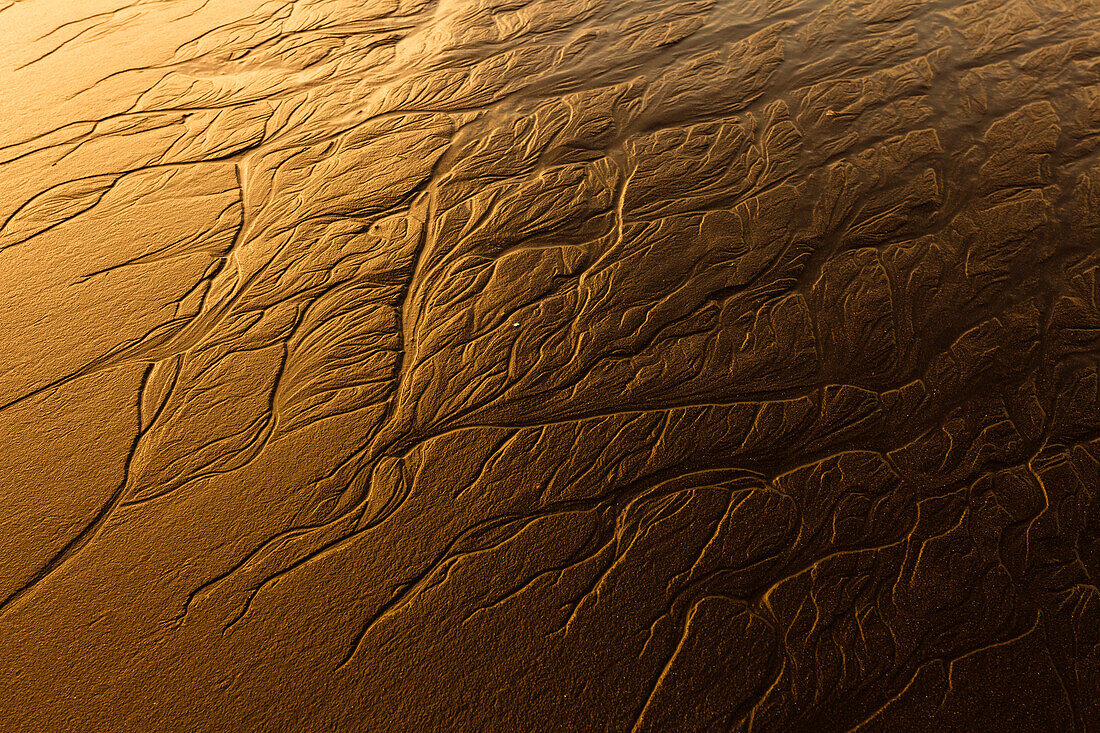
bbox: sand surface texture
[1,0,1099,730]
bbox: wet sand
[1,0,1098,730]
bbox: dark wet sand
[1,0,1098,730]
